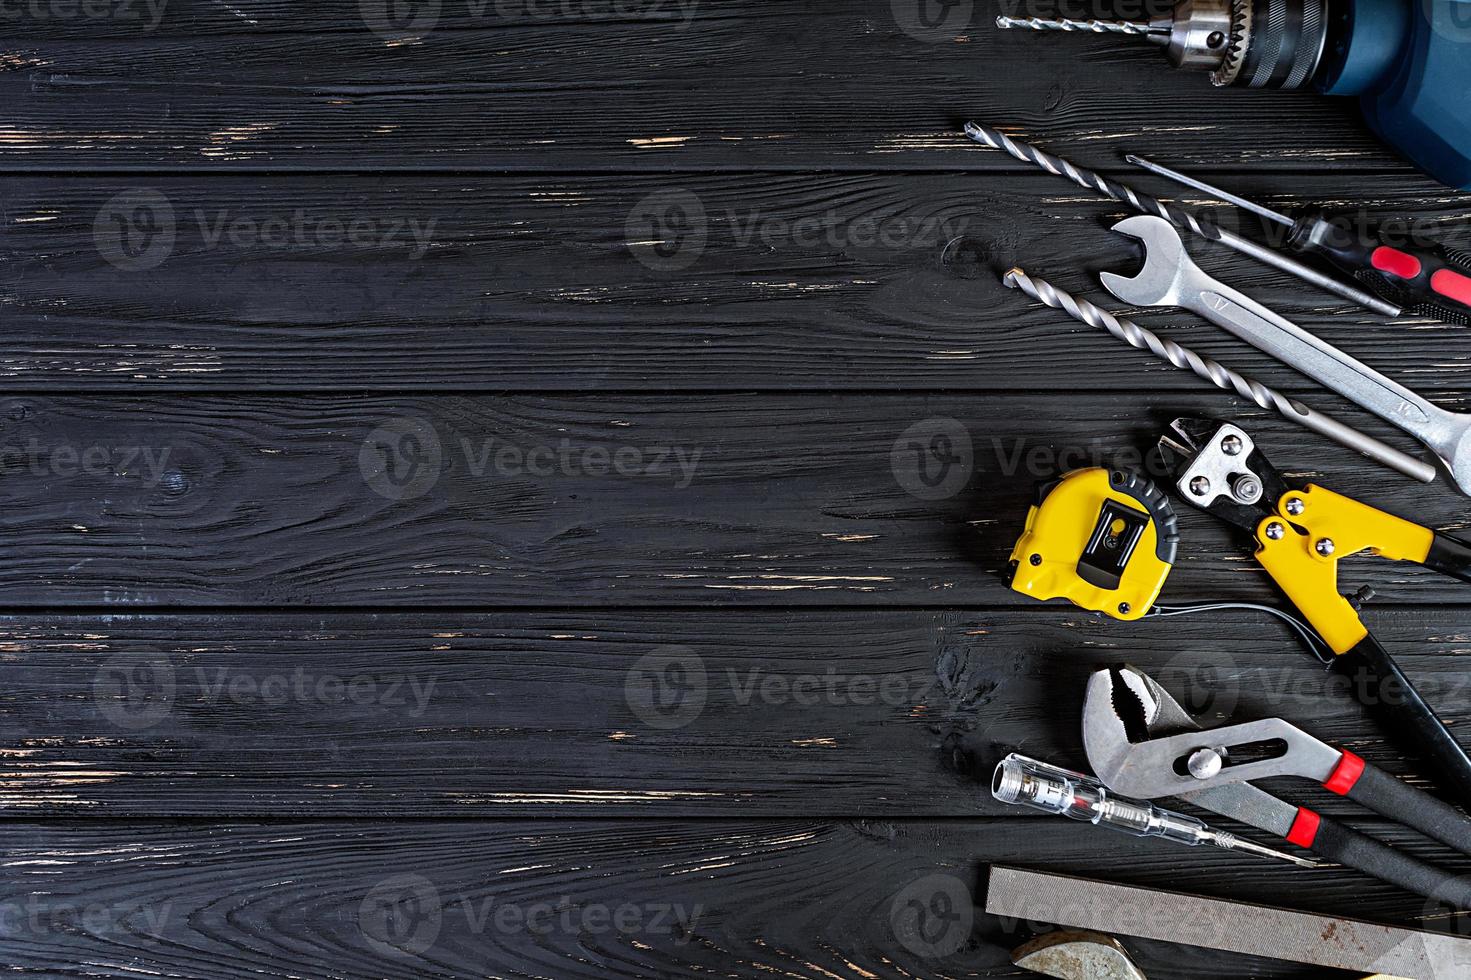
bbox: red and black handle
[1288,215,1471,323]
[1280,750,1471,908]
[1285,805,1471,909]
[1317,749,1471,855]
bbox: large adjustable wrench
[1100,214,1471,496]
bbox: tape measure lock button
[1007,468,1178,621]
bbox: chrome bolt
[1221,434,1244,456]
[1231,475,1262,505]
[1285,497,1305,516]
[1187,748,1224,780]
[1189,476,1211,496]
[1264,522,1285,540]
[1316,538,1336,557]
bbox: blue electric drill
[998,0,1471,190]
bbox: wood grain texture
[0,392,1458,606]
[3,607,1471,816]
[4,172,1468,390]
[7,0,1470,974]
[1,817,1465,980]
[0,0,1408,172]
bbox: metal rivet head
[1285,497,1305,516]
[1187,748,1224,780]
[1030,553,1042,566]
[1117,602,1131,615]
[1264,522,1285,540]
[1189,476,1211,496]
[1221,434,1243,456]
[1316,538,1336,557]
[1231,475,1262,505]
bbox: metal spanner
[1099,214,1471,496]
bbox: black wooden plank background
[3,1,1471,977]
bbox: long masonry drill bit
[1002,268,1436,483]
[963,122,1402,318]
[995,16,1165,36]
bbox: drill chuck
[997,0,1332,89]
[997,0,1471,188]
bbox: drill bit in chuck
[995,16,1165,36]
[1001,268,1436,483]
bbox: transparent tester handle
[992,752,1211,846]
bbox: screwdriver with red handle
[1128,155,1471,324]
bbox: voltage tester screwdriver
[992,753,1321,867]
[1129,154,1471,322]
[998,0,1471,191]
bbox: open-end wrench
[1099,214,1471,496]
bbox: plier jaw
[1082,666,1471,909]
[1156,417,1291,534]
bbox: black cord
[1147,602,1336,667]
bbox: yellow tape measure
[1006,468,1178,621]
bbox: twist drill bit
[996,16,1164,36]
[1001,268,1436,483]
[962,122,1402,318]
